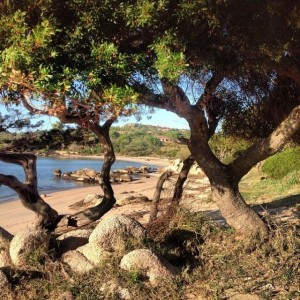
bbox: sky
[0,104,190,131]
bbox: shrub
[262,147,300,179]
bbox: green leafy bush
[262,147,300,179]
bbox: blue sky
[0,104,190,130]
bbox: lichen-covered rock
[89,215,146,251]
[120,249,180,286]
[77,243,111,265]
[0,269,9,289]
[57,229,92,253]
[0,250,11,268]
[9,228,50,267]
[62,250,94,274]
[0,226,13,249]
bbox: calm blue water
[0,156,156,203]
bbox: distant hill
[0,124,191,159]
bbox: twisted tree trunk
[55,120,117,233]
[149,170,173,223]
[0,153,58,229]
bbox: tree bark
[149,170,173,223]
[171,155,195,203]
[55,120,117,234]
[0,153,58,229]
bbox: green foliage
[209,134,251,163]
[152,36,188,82]
[262,147,300,179]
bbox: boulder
[56,229,92,253]
[120,249,180,286]
[77,243,111,265]
[117,193,150,206]
[53,169,62,176]
[120,174,133,182]
[89,215,146,252]
[9,228,50,267]
[62,250,94,274]
[69,194,103,211]
[0,226,13,249]
[0,270,9,289]
[0,250,11,268]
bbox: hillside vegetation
[0,123,190,158]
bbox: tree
[1,1,300,238]
[0,1,139,230]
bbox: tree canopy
[1,0,300,237]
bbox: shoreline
[0,155,171,203]
[39,151,171,167]
[0,156,171,234]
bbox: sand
[0,157,170,235]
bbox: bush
[262,147,300,179]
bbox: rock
[120,174,133,182]
[57,229,92,253]
[9,228,50,267]
[77,243,111,265]
[0,226,13,249]
[62,250,94,274]
[0,250,11,267]
[0,270,9,289]
[69,194,103,211]
[117,193,150,206]
[120,249,180,286]
[89,215,146,252]
[53,169,62,176]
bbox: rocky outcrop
[62,250,94,274]
[62,168,101,182]
[89,215,146,252]
[56,229,92,253]
[9,228,50,267]
[120,249,180,286]
[60,165,156,183]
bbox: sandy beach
[0,156,170,234]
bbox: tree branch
[230,104,300,182]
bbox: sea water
[0,156,155,202]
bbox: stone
[117,193,150,206]
[69,194,103,211]
[89,215,146,252]
[120,174,133,182]
[0,270,9,289]
[62,250,94,274]
[120,249,180,286]
[57,229,92,253]
[9,227,50,267]
[53,169,62,176]
[77,243,111,265]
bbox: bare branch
[230,104,300,182]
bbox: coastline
[0,156,170,234]
[40,151,171,167]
